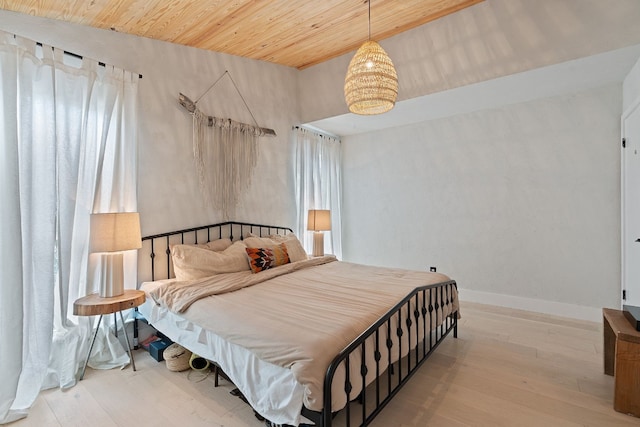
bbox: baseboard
[458,288,601,322]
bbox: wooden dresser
[603,308,640,417]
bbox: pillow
[244,233,308,263]
[268,233,308,263]
[245,243,290,273]
[243,234,275,248]
[169,238,232,253]
[171,240,249,280]
[202,238,232,251]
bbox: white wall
[0,10,300,237]
[341,84,622,320]
[623,57,640,111]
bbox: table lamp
[307,209,331,257]
[90,212,142,297]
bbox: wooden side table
[74,289,146,380]
[603,308,640,417]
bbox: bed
[136,221,459,427]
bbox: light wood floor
[10,302,639,426]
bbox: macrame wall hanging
[178,71,276,219]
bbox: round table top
[73,289,146,316]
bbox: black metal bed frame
[137,221,458,427]
[138,221,293,283]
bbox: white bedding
[139,280,307,425]
[140,259,458,426]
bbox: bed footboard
[304,280,458,427]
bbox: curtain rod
[294,125,341,141]
[26,37,143,79]
[56,46,143,79]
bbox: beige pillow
[243,234,275,248]
[268,234,308,263]
[169,238,232,253]
[171,240,249,280]
[243,233,308,263]
[202,238,232,251]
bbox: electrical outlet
[429,267,436,272]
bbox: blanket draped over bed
[148,256,459,413]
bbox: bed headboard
[137,221,293,286]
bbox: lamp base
[98,252,124,298]
[312,232,325,257]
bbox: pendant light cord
[368,0,371,40]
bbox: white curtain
[0,32,139,424]
[292,126,343,259]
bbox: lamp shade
[90,212,142,253]
[344,40,398,115]
[307,210,331,231]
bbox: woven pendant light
[344,1,398,115]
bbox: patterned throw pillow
[246,243,290,273]
[244,232,309,263]
[267,233,308,262]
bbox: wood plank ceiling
[2,0,482,69]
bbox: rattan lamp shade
[344,40,398,115]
